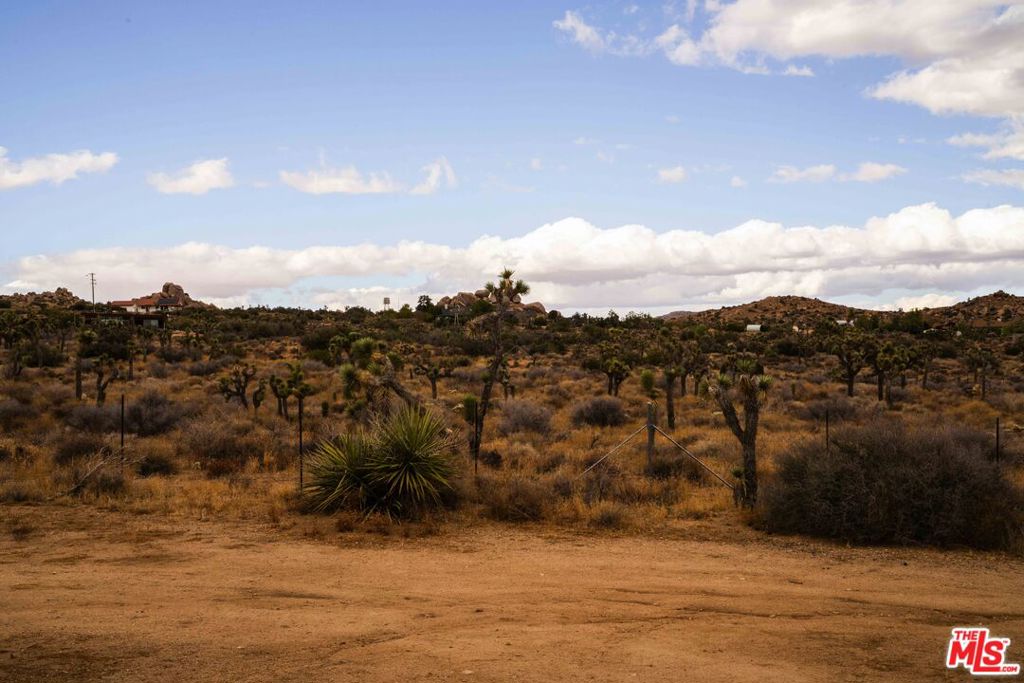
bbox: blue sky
[2,1,1022,312]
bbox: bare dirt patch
[1,504,1021,682]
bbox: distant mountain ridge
[661,291,1024,330]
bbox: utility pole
[86,273,97,307]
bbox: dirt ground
[1,505,1022,682]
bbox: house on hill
[109,294,185,314]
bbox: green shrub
[761,418,1024,549]
[304,407,456,519]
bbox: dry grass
[0,345,1021,543]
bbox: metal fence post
[120,393,126,472]
[646,402,656,465]
[298,396,304,491]
[995,417,1001,464]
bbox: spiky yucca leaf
[304,432,375,513]
[367,407,455,517]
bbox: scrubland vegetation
[1,276,1023,552]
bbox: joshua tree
[413,358,453,399]
[602,357,630,396]
[827,328,872,397]
[963,343,1000,400]
[639,368,657,398]
[338,338,418,417]
[218,364,258,408]
[700,358,772,508]
[914,339,938,390]
[93,355,120,406]
[269,375,291,419]
[875,341,911,406]
[471,269,529,460]
[678,341,708,397]
[252,378,267,414]
[499,359,516,399]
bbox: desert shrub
[499,400,552,435]
[148,361,170,379]
[155,347,191,363]
[589,501,628,529]
[63,404,119,433]
[53,433,111,465]
[792,395,858,423]
[178,413,265,476]
[304,407,456,519]
[571,396,627,427]
[125,390,191,436]
[0,399,37,430]
[644,454,704,483]
[187,357,233,376]
[135,442,178,477]
[2,382,35,404]
[82,469,126,497]
[761,418,1024,549]
[479,475,552,522]
[479,449,503,469]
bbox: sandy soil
[1,505,1022,682]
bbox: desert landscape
[1,279,1022,681]
[5,2,1024,680]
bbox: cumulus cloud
[147,158,234,195]
[962,168,1024,190]
[0,146,117,190]
[657,165,688,183]
[730,175,748,188]
[554,2,1024,119]
[5,203,1023,312]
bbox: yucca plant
[366,407,456,517]
[304,432,376,513]
[304,406,455,519]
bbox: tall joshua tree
[219,364,258,408]
[827,327,872,397]
[93,355,120,406]
[701,358,772,508]
[472,269,529,460]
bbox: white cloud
[553,10,607,53]
[0,146,117,190]
[962,168,1024,190]
[783,64,814,77]
[573,136,599,145]
[7,203,1024,312]
[891,293,958,311]
[280,156,457,196]
[410,156,458,195]
[841,162,908,183]
[770,162,906,183]
[280,165,401,195]
[665,115,681,124]
[949,122,1024,161]
[146,158,234,195]
[657,165,688,183]
[530,157,543,171]
[769,164,835,183]
[730,175,747,188]
[556,2,1024,119]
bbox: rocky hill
[925,290,1024,329]
[664,296,869,330]
[662,291,1024,331]
[0,287,89,310]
